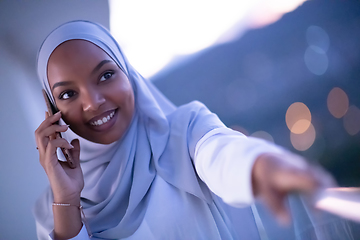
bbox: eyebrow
[91,59,112,75]
[52,60,113,91]
[52,81,72,91]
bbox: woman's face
[47,40,135,144]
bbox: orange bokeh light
[286,102,312,134]
[290,123,316,151]
[327,87,349,118]
[343,105,360,136]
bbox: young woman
[34,21,340,240]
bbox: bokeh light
[304,45,329,75]
[286,102,312,134]
[290,123,316,151]
[343,105,360,136]
[306,25,330,52]
[327,87,349,118]
[304,25,330,76]
[251,131,274,143]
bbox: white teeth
[90,111,115,126]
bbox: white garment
[44,127,285,239]
[194,127,284,207]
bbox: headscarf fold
[34,20,225,238]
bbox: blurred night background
[0,0,359,239]
[152,0,360,187]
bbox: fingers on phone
[38,111,62,131]
[46,138,74,154]
[43,124,69,137]
[35,124,69,152]
[49,111,62,122]
[69,139,81,167]
[38,125,68,143]
[40,138,73,168]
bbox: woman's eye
[59,91,76,100]
[100,71,114,82]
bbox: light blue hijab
[34,20,225,239]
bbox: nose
[82,88,106,112]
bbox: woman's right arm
[35,111,85,240]
[193,127,335,223]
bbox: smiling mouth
[89,110,116,126]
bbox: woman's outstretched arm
[194,127,335,223]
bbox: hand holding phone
[42,89,76,169]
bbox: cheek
[57,104,83,125]
[111,80,134,107]
[61,107,87,137]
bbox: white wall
[0,2,109,239]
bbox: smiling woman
[47,40,134,144]
[33,21,354,240]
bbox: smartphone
[42,89,75,168]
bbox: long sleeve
[36,221,90,240]
[52,225,90,240]
[194,127,285,207]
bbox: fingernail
[55,111,61,115]
[69,144,74,149]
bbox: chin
[87,133,122,145]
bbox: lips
[87,109,118,131]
